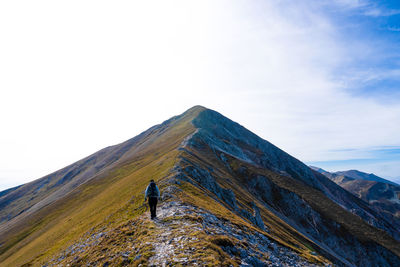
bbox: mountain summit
[1,106,399,266]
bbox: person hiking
[144,179,160,219]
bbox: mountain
[311,167,400,220]
[1,106,400,266]
[310,167,399,187]
[334,170,398,186]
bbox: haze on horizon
[1,0,400,191]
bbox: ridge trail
[144,190,324,267]
[147,201,204,266]
[44,186,327,266]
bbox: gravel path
[146,200,328,267]
[147,202,204,266]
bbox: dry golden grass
[0,107,203,266]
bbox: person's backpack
[147,182,158,197]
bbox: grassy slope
[0,107,201,266]
[0,146,114,225]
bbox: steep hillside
[311,167,400,220]
[1,106,400,266]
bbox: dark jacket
[145,182,160,200]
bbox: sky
[1,0,400,190]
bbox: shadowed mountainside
[1,106,400,266]
[311,167,400,221]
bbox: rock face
[179,108,400,266]
[191,110,318,189]
[1,106,400,266]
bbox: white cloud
[327,0,400,17]
[196,1,400,158]
[0,0,399,190]
[331,0,368,9]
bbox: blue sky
[302,1,400,180]
[0,0,400,190]
[327,1,400,98]
[308,146,400,182]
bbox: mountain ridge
[1,106,399,266]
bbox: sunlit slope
[0,144,139,225]
[0,106,203,226]
[0,106,204,266]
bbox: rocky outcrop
[191,109,319,189]
[176,158,266,232]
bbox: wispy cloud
[363,7,400,17]
[331,0,369,10]
[338,69,400,91]
[330,0,400,17]
[211,1,400,180]
[388,26,400,32]
[1,0,400,189]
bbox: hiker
[144,179,160,219]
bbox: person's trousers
[148,197,158,219]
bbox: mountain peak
[182,105,208,116]
[1,107,400,266]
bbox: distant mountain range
[1,106,399,266]
[310,166,400,220]
[310,167,399,186]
